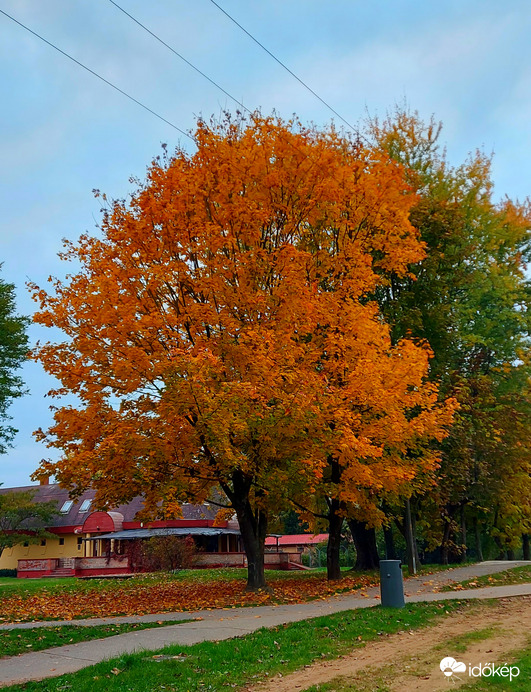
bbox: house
[265,533,328,554]
[0,481,243,577]
[0,482,304,577]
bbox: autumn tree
[0,268,29,453]
[291,328,455,578]
[31,113,453,589]
[371,109,531,564]
[0,486,57,556]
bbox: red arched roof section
[82,511,124,533]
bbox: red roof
[265,533,328,547]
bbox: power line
[208,0,359,134]
[108,0,250,115]
[107,3,365,177]
[105,1,321,169]
[0,8,194,142]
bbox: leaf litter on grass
[0,573,378,623]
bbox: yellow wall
[0,535,82,570]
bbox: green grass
[443,564,531,592]
[3,600,468,691]
[305,677,388,691]
[0,577,81,597]
[0,619,191,658]
[460,644,531,690]
[433,625,499,654]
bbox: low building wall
[195,551,301,569]
[1,534,82,571]
[17,555,130,578]
[18,551,302,577]
[75,555,130,577]
[17,558,58,578]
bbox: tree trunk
[236,503,267,590]
[326,456,343,581]
[494,536,506,561]
[404,498,417,575]
[523,534,530,561]
[474,517,484,562]
[348,519,380,570]
[411,507,421,568]
[383,524,397,560]
[460,505,467,563]
[441,521,452,565]
[327,498,343,581]
[229,472,268,591]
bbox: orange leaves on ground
[0,573,378,623]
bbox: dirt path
[251,596,531,691]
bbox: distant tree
[279,510,309,535]
[371,109,531,565]
[0,268,29,453]
[0,486,57,556]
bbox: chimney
[40,476,50,486]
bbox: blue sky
[1,0,530,487]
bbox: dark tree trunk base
[232,487,268,591]
[327,500,343,581]
[383,524,397,561]
[523,534,530,561]
[348,519,379,570]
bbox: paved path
[0,560,529,688]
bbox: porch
[17,550,303,578]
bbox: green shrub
[0,568,17,578]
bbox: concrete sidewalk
[0,560,529,688]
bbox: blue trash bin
[379,559,405,608]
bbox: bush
[141,535,198,572]
[0,569,17,578]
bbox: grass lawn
[0,563,457,624]
[0,619,191,658]
[3,600,468,691]
[0,568,378,623]
[0,568,348,597]
[442,564,531,592]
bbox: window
[79,499,92,513]
[59,538,65,546]
[23,542,28,547]
[40,539,46,546]
[60,500,74,514]
[77,537,83,550]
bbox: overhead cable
[108,0,249,115]
[208,0,358,134]
[0,8,194,141]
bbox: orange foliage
[29,113,454,584]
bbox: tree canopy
[30,114,454,588]
[0,268,29,453]
[0,486,57,556]
[371,110,531,564]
